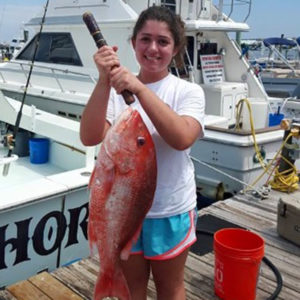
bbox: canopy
[263,37,297,47]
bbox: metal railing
[145,0,252,22]
[170,46,195,82]
[265,45,297,75]
[0,60,97,93]
[219,0,252,22]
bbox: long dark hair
[132,6,186,68]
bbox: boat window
[16,33,82,66]
[186,36,195,64]
[161,0,176,13]
[197,42,218,69]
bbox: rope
[270,168,299,192]
[235,98,299,193]
[269,155,299,192]
[235,98,267,170]
[190,156,264,197]
[200,98,299,196]
[246,132,294,191]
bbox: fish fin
[88,220,98,256]
[94,268,131,300]
[88,167,96,189]
[120,224,143,261]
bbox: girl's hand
[93,45,119,83]
[109,66,145,96]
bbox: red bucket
[214,228,264,300]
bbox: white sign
[200,54,225,84]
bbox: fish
[88,107,157,300]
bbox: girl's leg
[120,254,150,300]
[150,247,190,300]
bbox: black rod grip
[82,12,135,105]
[82,11,107,48]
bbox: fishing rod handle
[82,12,135,105]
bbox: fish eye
[137,136,146,146]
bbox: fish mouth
[126,109,139,126]
[118,107,140,131]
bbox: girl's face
[132,20,177,82]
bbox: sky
[0,0,299,44]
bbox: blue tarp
[263,37,297,47]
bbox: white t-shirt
[106,73,205,218]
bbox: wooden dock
[1,190,300,300]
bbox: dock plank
[6,280,51,300]
[29,272,84,300]
[52,265,94,300]
[5,272,84,300]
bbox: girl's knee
[153,271,185,293]
[155,279,186,300]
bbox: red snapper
[88,107,157,300]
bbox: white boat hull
[191,127,284,198]
[0,188,89,288]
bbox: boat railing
[217,0,252,22]
[0,60,97,93]
[265,45,297,74]
[170,46,195,83]
[149,1,252,23]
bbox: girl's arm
[80,46,119,146]
[80,79,111,146]
[137,86,202,150]
[110,67,203,150]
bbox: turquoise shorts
[131,208,198,260]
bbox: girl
[80,6,205,300]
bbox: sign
[200,54,225,84]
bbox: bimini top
[263,37,297,47]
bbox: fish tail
[94,268,131,300]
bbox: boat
[0,89,98,287]
[0,32,27,62]
[250,36,300,98]
[0,43,10,62]
[0,0,297,287]
[0,0,139,120]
